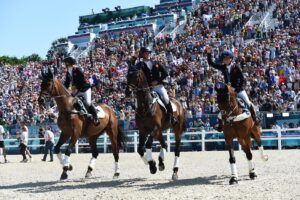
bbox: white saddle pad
[153,97,177,113]
[96,106,106,118]
[233,112,251,122]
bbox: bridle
[127,69,152,92]
[218,92,239,120]
[39,79,71,103]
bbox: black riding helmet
[218,50,234,64]
[139,47,152,58]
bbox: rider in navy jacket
[63,56,99,123]
[126,47,176,125]
[206,47,260,131]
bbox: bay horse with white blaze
[215,82,268,184]
[127,68,186,180]
[38,68,125,180]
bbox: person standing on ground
[0,124,8,163]
[41,126,55,162]
[19,124,32,162]
[38,127,45,154]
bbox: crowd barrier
[3,127,300,154]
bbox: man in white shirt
[19,124,32,162]
[42,126,55,162]
[0,125,8,163]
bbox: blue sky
[0,0,159,58]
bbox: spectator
[38,127,45,154]
[18,124,32,162]
[41,126,55,162]
[0,124,8,163]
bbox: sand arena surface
[0,150,299,200]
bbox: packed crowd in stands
[0,0,299,128]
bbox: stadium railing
[4,127,300,154]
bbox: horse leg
[107,126,121,179]
[85,135,99,179]
[227,140,238,184]
[54,134,69,166]
[172,133,182,181]
[157,133,167,171]
[60,135,78,180]
[251,126,268,161]
[138,133,148,165]
[145,135,157,174]
[242,139,257,180]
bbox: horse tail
[117,124,127,150]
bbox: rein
[218,92,240,123]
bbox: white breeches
[237,90,252,107]
[153,84,170,104]
[78,88,92,106]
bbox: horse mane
[53,79,72,96]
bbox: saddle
[73,97,105,119]
[151,92,177,113]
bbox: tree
[46,37,68,60]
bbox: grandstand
[0,0,299,151]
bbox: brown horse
[38,68,125,180]
[215,82,268,184]
[127,68,186,180]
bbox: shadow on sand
[1,174,234,193]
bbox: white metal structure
[4,128,300,154]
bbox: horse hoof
[262,155,268,162]
[113,173,120,179]
[158,157,165,171]
[85,171,92,178]
[229,177,238,185]
[172,173,178,181]
[159,163,165,171]
[148,161,157,174]
[249,172,257,180]
[60,172,68,180]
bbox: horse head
[127,67,149,91]
[215,82,239,116]
[38,66,58,108]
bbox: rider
[205,46,260,131]
[128,47,176,125]
[63,56,99,124]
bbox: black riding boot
[250,105,260,126]
[89,104,99,124]
[165,102,177,125]
[214,118,223,132]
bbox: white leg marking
[115,162,120,174]
[230,163,238,178]
[173,156,180,168]
[259,146,268,161]
[159,148,166,161]
[57,152,64,165]
[145,148,153,162]
[89,158,96,170]
[248,160,255,173]
[141,156,148,165]
[63,155,70,167]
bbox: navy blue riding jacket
[207,53,244,92]
[136,60,168,85]
[64,67,90,92]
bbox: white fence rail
[4,128,300,153]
